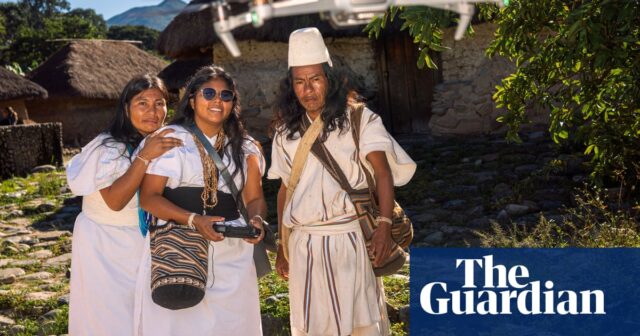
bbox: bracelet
[136,154,150,166]
[251,215,264,223]
[375,216,393,225]
[187,213,197,230]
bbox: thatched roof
[0,67,48,101]
[158,57,213,92]
[158,2,369,59]
[28,40,168,100]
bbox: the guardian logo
[420,255,606,315]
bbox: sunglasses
[195,88,235,102]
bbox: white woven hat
[288,27,333,68]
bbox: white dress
[268,107,416,336]
[67,133,144,336]
[133,125,265,336]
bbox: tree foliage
[0,0,107,70]
[107,25,160,52]
[367,1,640,193]
[485,0,640,190]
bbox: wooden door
[375,32,441,134]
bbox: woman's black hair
[103,74,169,157]
[271,63,350,141]
[171,65,249,188]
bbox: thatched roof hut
[0,67,48,122]
[26,40,169,145]
[157,3,367,59]
[158,57,213,93]
[29,39,168,99]
[0,67,48,101]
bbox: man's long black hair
[271,63,350,142]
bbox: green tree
[0,1,107,69]
[367,1,640,193]
[107,25,160,52]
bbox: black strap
[186,124,251,223]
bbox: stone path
[0,130,587,334]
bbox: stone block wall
[429,23,548,135]
[213,37,377,141]
[0,123,63,179]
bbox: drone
[183,0,506,57]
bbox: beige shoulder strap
[280,115,324,261]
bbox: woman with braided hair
[135,65,266,335]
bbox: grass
[477,186,640,248]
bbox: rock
[7,217,30,226]
[7,209,24,218]
[9,259,39,267]
[441,226,469,234]
[31,165,56,173]
[474,159,483,167]
[539,200,564,211]
[28,249,54,259]
[36,202,56,213]
[39,309,61,321]
[497,210,509,222]
[44,253,72,267]
[20,271,53,281]
[1,268,26,284]
[0,315,15,326]
[471,171,497,183]
[34,230,70,241]
[467,217,491,228]
[467,205,485,217]
[58,294,70,305]
[423,231,444,245]
[412,213,437,223]
[514,164,539,176]
[442,200,467,210]
[505,204,530,216]
[25,291,57,301]
[481,153,500,162]
[0,258,15,267]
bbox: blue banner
[410,248,640,336]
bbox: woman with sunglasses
[135,66,266,335]
[66,75,183,335]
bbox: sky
[1,1,168,20]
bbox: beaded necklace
[191,128,226,213]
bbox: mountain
[107,0,187,32]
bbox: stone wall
[429,23,548,135]
[27,97,115,146]
[212,37,378,141]
[0,123,63,179]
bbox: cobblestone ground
[0,130,588,335]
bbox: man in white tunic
[268,27,416,336]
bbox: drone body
[182,0,505,57]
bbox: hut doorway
[375,32,441,134]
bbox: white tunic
[66,133,144,336]
[268,107,416,336]
[133,125,265,336]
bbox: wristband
[375,216,393,225]
[136,154,150,166]
[187,213,197,230]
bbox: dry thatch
[157,2,369,59]
[0,67,48,101]
[28,40,168,100]
[158,57,213,92]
